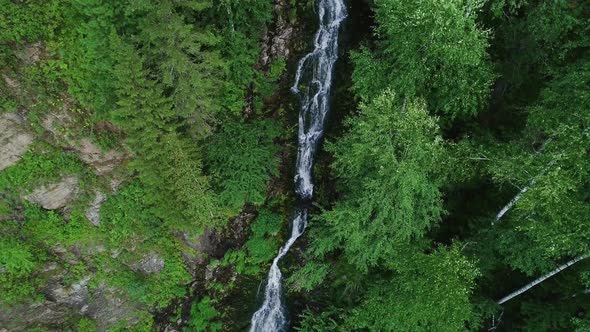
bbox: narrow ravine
[249,1,347,331]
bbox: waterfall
[249,0,346,331]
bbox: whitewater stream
[249,0,346,331]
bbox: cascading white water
[250,1,346,331]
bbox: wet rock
[42,110,71,134]
[110,248,122,259]
[260,0,296,67]
[71,241,107,261]
[85,191,107,226]
[179,208,256,262]
[41,262,59,273]
[226,209,256,245]
[204,261,237,286]
[0,113,34,171]
[204,264,215,281]
[24,176,78,210]
[131,252,165,275]
[193,228,225,258]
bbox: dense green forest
[0,0,588,331]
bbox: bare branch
[488,310,504,331]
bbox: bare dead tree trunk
[497,254,590,305]
[492,159,556,225]
[493,185,530,224]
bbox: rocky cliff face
[0,2,302,331]
[0,42,140,330]
[260,0,296,68]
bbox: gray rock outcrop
[76,138,127,175]
[0,113,33,171]
[43,112,127,175]
[44,276,92,309]
[0,272,145,332]
[24,176,78,210]
[0,300,78,331]
[131,252,165,275]
[87,283,144,331]
[85,191,107,226]
[260,0,295,67]
[14,41,45,65]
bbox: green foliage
[343,246,479,331]
[212,0,275,114]
[112,38,219,232]
[220,209,282,275]
[295,246,479,331]
[58,0,118,114]
[75,317,98,332]
[575,317,590,332]
[128,0,226,133]
[0,0,279,330]
[0,147,84,193]
[318,91,445,271]
[352,0,493,120]
[5,0,589,330]
[0,0,63,44]
[185,296,222,332]
[206,119,280,215]
[0,237,38,303]
[296,308,341,332]
[98,251,191,308]
[98,182,192,307]
[293,91,477,331]
[482,57,590,274]
[99,182,161,249]
[245,209,282,265]
[23,203,91,248]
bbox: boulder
[179,209,256,261]
[85,191,107,226]
[24,176,78,210]
[50,245,81,265]
[0,113,34,171]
